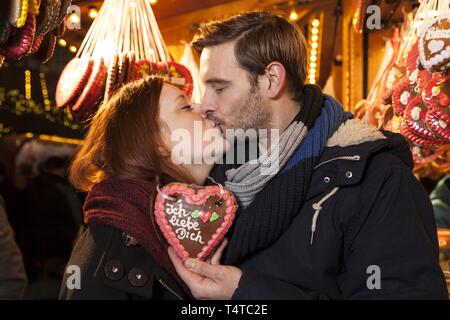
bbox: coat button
[323,177,331,183]
[128,268,148,287]
[345,171,353,179]
[104,260,124,281]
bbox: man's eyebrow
[205,78,231,85]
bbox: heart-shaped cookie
[154,182,237,261]
[0,14,36,60]
[392,76,416,116]
[422,74,450,123]
[403,95,444,144]
[71,57,107,120]
[56,57,94,108]
[419,14,450,72]
[426,110,450,143]
[134,59,194,98]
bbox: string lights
[39,72,51,111]
[289,9,299,22]
[24,70,31,100]
[307,17,322,85]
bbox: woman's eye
[181,105,192,110]
[215,88,225,93]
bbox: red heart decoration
[403,95,444,145]
[134,59,194,98]
[154,182,237,261]
[426,110,450,143]
[422,74,450,123]
[392,76,416,117]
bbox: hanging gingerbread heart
[400,121,443,147]
[71,57,107,120]
[0,18,11,45]
[154,182,237,261]
[409,141,445,165]
[426,110,450,143]
[35,0,58,38]
[392,76,416,116]
[406,41,420,74]
[104,53,119,102]
[35,32,56,63]
[403,95,443,144]
[418,14,450,72]
[134,59,194,98]
[422,74,450,123]
[0,14,36,60]
[8,0,29,28]
[56,57,94,108]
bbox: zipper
[314,155,361,170]
[158,278,184,300]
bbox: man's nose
[200,100,216,119]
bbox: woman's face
[158,83,229,165]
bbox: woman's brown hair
[70,75,192,191]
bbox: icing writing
[165,202,204,244]
[425,28,450,41]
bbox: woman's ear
[158,145,171,157]
[264,62,287,99]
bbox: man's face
[199,41,270,135]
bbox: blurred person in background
[20,156,83,299]
[0,195,27,299]
[431,175,450,229]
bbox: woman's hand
[168,239,242,300]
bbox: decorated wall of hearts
[354,0,450,178]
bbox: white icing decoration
[432,86,441,96]
[439,120,448,129]
[400,91,411,105]
[411,106,421,121]
[428,39,445,53]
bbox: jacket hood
[306,119,414,200]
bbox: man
[168,11,448,299]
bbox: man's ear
[263,62,287,99]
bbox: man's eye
[215,88,225,93]
[181,105,192,110]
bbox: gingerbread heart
[403,95,438,141]
[134,59,194,98]
[419,14,450,72]
[56,57,94,108]
[71,57,107,120]
[409,141,444,165]
[392,76,416,116]
[406,41,420,74]
[103,53,119,102]
[422,74,450,123]
[426,110,450,143]
[154,182,237,261]
[0,14,36,60]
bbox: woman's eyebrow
[175,94,186,103]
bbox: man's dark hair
[192,11,307,103]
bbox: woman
[59,76,228,300]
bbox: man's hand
[168,239,242,300]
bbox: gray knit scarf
[225,118,307,208]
